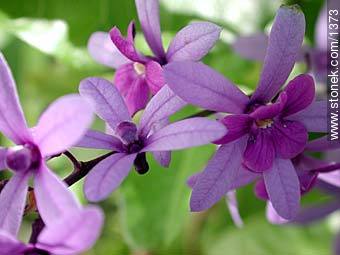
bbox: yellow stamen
[133,62,146,75]
[256,119,274,129]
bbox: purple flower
[88,0,222,115]
[77,77,227,202]
[232,0,340,83]
[0,206,103,255]
[164,5,328,220]
[0,53,94,236]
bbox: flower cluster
[0,0,338,254]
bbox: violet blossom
[0,52,94,237]
[88,0,222,115]
[232,0,340,83]
[77,77,227,202]
[164,5,328,220]
[0,206,103,255]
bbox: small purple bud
[5,144,41,172]
[115,121,138,144]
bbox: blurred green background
[0,0,338,254]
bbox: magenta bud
[115,121,138,145]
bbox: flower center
[256,119,274,129]
[133,62,146,75]
[6,143,41,172]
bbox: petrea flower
[0,206,103,255]
[0,53,94,236]
[77,77,227,202]
[164,5,328,220]
[232,0,340,83]
[88,0,222,115]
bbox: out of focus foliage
[0,0,337,254]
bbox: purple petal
[318,171,340,188]
[143,117,227,152]
[232,33,268,61]
[226,191,244,228]
[164,61,249,113]
[166,22,221,62]
[145,61,165,94]
[34,95,93,157]
[87,32,131,68]
[0,172,29,236]
[34,164,80,224]
[250,92,287,120]
[79,77,131,129]
[214,114,253,144]
[266,201,289,224]
[287,100,327,132]
[271,120,308,159]
[187,172,202,188]
[315,4,327,51]
[0,53,31,144]
[0,231,28,255]
[84,153,136,202]
[124,76,150,116]
[252,5,305,103]
[75,129,123,151]
[190,138,257,211]
[254,179,269,200]
[135,0,165,60]
[243,130,275,172]
[306,136,340,152]
[0,147,7,170]
[109,22,144,62]
[263,158,301,220]
[293,201,340,224]
[139,85,186,137]
[36,206,104,255]
[281,74,315,117]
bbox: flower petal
[164,61,249,113]
[87,32,130,68]
[0,53,31,144]
[232,33,268,61]
[84,153,136,202]
[166,22,221,62]
[145,61,165,94]
[281,74,315,117]
[36,206,104,255]
[243,130,275,172]
[318,171,340,188]
[252,5,305,103]
[315,4,327,51]
[266,201,289,224]
[0,147,7,170]
[0,231,28,255]
[34,95,93,157]
[135,0,166,60]
[287,100,327,132]
[109,22,144,62]
[190,138,258,211]
[75,129,123,151]
[143,117,227,152]
[226,191,244,228]
[124,76,150,116]
[306,136,340,152]
[293,201,340,224]
[79,77,131,129]
[34,164,80,224]
[263,158,300,220]
[271,120,308,159]
[250,92,287,120]
[0,172,29,236]
[139,85,186,137]
[214,114,253,144]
